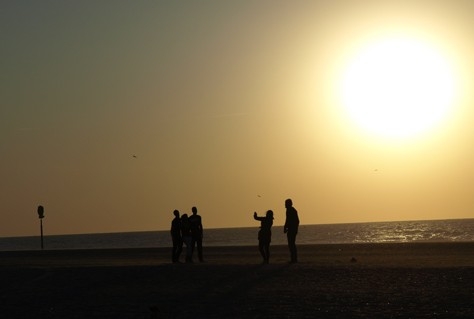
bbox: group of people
[254,198,299,264]
[170,199,299,265]
[170,206,204,263]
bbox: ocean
[0,219,473,251]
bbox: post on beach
[37,205,45,250]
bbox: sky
[1,0,474,237]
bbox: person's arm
[199,218,203,238]
[254,212,264,221]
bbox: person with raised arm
[253,210,274,264]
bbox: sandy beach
[1,242,473,318]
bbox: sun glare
[340,36,457,139]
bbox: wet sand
[1,242,473,318]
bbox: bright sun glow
[340,36,457,139]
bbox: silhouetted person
[254,210,273,264]
[181,214,193,263]
[170,210,182,263]
[284,198,299,263]
[189,206,204,262]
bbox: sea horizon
[3,217,472,239]
[1,218,473,252]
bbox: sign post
[37,205,45,250]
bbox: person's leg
[172,242,176,262]
[185,237,193,263]
[197,237,203,262]
[191,237,196,255]
[258,241,266,262]
[291,233,297,262]
[176,239,183,262]
[287,232,297,262]
[172,237,180,262]
[265,242,270,263]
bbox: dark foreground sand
[1,242,473,318]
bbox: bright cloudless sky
[1,0,473,237]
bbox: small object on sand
[150,306,160,318]
[350,257,357,263]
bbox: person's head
[192,206,197,215]
[173,210,180,218]
[266,210,274,219]
[285,198,293,208]
[181,214,188,220]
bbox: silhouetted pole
[37,205,45,250]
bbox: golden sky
[1,1,473,237]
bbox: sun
[339,36,457,139]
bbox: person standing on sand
[181,214,193,263]
[284,198,299,263]
[189,206,204,262]
[254,210,274,264]
[170,210,183,263]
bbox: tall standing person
[189,206,204,262]
[170,210,182,263]
[284,198,299,263]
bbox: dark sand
[1,242,473,318]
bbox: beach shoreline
[1,242,473,268]
[1,242,473,318]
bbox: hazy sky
[2,1,473,237]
